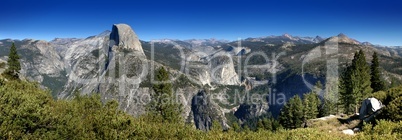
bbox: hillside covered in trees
[1,74,402,139]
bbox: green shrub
[359,120,402,139]
[386,96,402,121]
[0,80,136,139]
[0,80,53,139]
[373,86,402,121]
[1,79,402,139]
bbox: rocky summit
[110,24,145,55]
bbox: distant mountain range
[147,33,401,48]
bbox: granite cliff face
[19,40,65,82]
[98,35,148,116]
[59,30,110,96]
[184,47,241,86]
[208,52,240,85]
[109,24,145,55]
[0,39,66,95]
[58,24,203,121]
[191,90,229,131]
[234,103,269,121]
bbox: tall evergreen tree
[279,95,303,129]
[4,43,21,80]
[370,52,385,92]
[340,50,372,114]
[339,64,353,113]
[303,92,320,121]
[318,79,338,117]
[148,67,182,123]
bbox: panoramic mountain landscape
[1,0,402,139]
[1,23,402,139]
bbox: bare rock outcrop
[109,24,145,55]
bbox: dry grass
[308,117,344,133]
[346,120,361,129]
[307,115,362,136]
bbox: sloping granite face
[191,90,229,131]
[184,50,241,86]
[208,52,240,85]
[57,23,198,119]
[110,24,145,55]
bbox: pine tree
[340,50,372,114]
[4,43,21,80]
[370,52,385,92]
[340,64,351,113]
[148,67,182,123]
[279,95,304,129]
[321,78,340,116]
[303,92,320,120]
[262,117,281,131]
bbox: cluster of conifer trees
[278,50,392,129]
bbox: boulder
[359,98,383,120]
[342,129,354,135]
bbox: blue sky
[0,0,401,46]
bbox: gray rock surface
[110,24,145,55]
[209,51,240,85]
[234,103,269,121]
[185,50,240,86]
[342,129,354,135]
[191,90,229,131]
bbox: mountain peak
[328,33,360,44]
[110,23,144,55]
[361,42,373,46]
[282,33,292,39]
[314,36,324,42]
[337,33,347,37]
